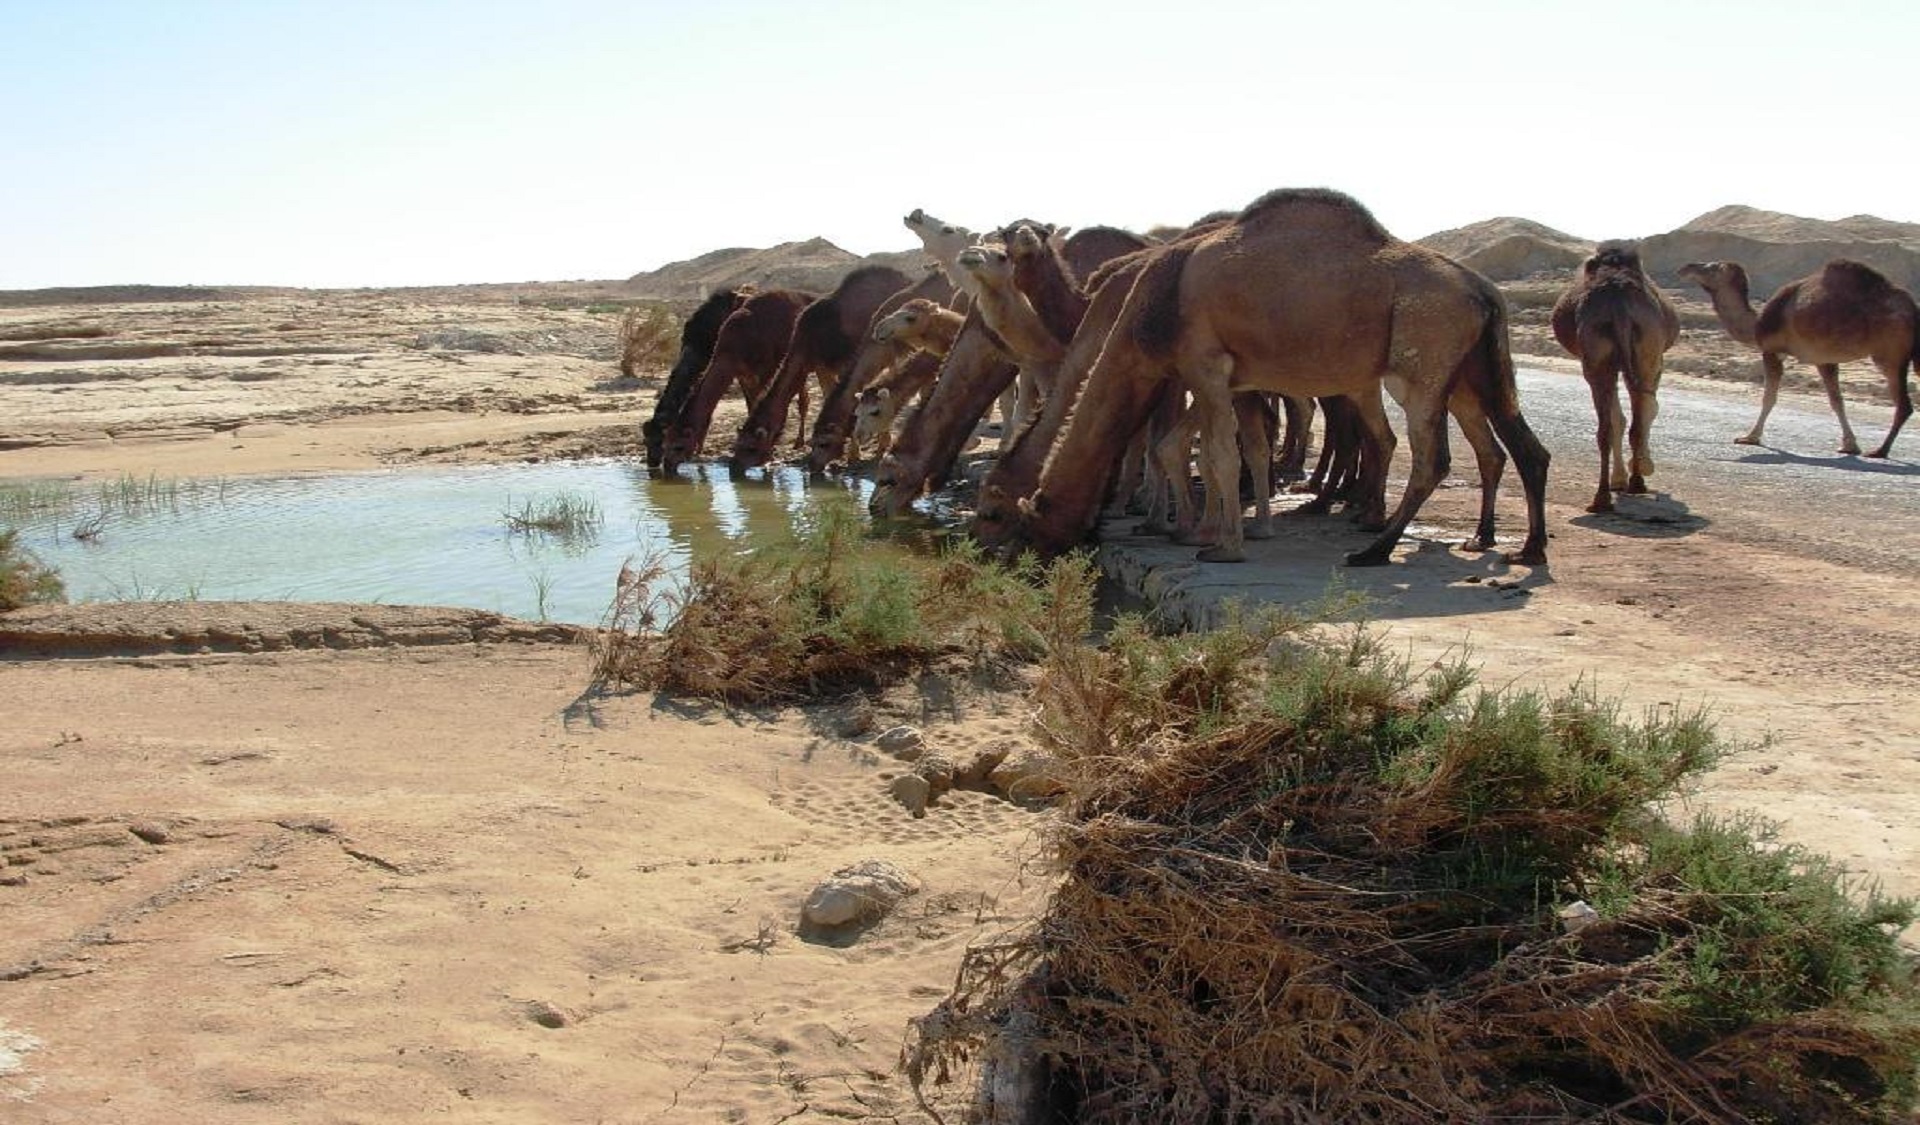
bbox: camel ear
[1016,496,1039,517]
[876,387,891,403]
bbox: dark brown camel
[1677,258,1916,458]
[1004,188,1549,568]
[641,287,750,468]
[803,268,957,473]
[729,266,911,470]
[1551,243,1681,512]
[658,289,814,475]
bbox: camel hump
[1587,241,1646,275]
[1236,187,1391,243]
[1818,259,1900,293]
[1131,241,1200,359]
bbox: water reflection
[1,460,908,626]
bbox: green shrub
[0,528,65,611]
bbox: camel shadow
[1091,511,1553,631]
[1726,448,1920,476]
[1568,493,1710,540]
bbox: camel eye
[941,226,955,235]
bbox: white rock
[802,860,920,928]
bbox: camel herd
[638,188,1918,569]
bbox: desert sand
[2,286,1917,1122]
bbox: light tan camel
[1678,259,1916,458]
[955,243,1065,449]
[851,299,966,459]
[903,208,985,299]
[1008,188,1550,567]
[1551,243,1682,512]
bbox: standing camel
[1551,243,1681,512]
[1006,188,1549,568]
[1677,259,1916,458]
[640,288,750,468]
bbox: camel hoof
[1624,476,1649,494]
[1586,498,1614,514]
[1342,549,1391,568]
[1733,434,1761,446]
[1243,522,1275,540]
[1505,546,1548,566]
[1458,538,1492,553]
[1840,443,1863,456]
[1197,545,1246,563]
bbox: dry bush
[589,504,1055,704]
[617,302,682,378]
[906,593,1920,1124]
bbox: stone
[875,725,924,759]
[958,740,1017,787]
[127,820,171,845]
[890,774,931,817]
[801,860,920,929]
[987,748,1069,802]
[913,752,958,795]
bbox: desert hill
[614,204,1920,308]
[622,237,931,300]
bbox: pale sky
[5,0,1914,289]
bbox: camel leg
[1346,383,1447,568]
[1346,387,1395,533]
[1585,370,1622,513]
[1235,393,1275,540]
[1737,353,1786,447]
[1274,395,1313,483]
[1866,355,1914,458]
[1188,359,1246,563]
[1814,363,1863,455]
[1446,390,1506,552]
[1624,365,1660,492]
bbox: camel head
[640,417,666,468]
[731,423,774,471]
[969,483,1020,549]
[806,421,845,473]
[904,208,973,263]
[852,387,893,448]
[873,298,934,343]
[1006,223,1054,265]
[956,244,1016,289]
[869,450,917,517]
[659,424,696,475]
[1677,260,1749,300]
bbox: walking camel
[1551,243,1681,512]
[1677,258,1916,458]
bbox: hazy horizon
[8,0,1916,290]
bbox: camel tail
[1129,240,1199,359]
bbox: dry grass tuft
[905,597,1920,1124]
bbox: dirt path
[2,288,1916,1122]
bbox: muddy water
[2,461,891,626]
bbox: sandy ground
[2,288,1917,1122]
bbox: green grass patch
[590,503,1053,703]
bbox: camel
[804,267,956,473]
[1551,243,1681,512]
[1677,258,1916,458]
[903,209,986,299]
[846,300,966,460]
[1004,188,1549,568]
[730,265,911,470]
[955,243,1068,449]
[871,226,1149,517]
[658,289,814,475]
[640,287,750,468]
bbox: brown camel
[641,287,750,468]
[1005,188,1549,567]
[871,226,1148,517]
[1677,258,1916,458]
[1551,243,1681,512]
[729,265,911,470]
[658,289,814,474]
[804,268,956,473]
